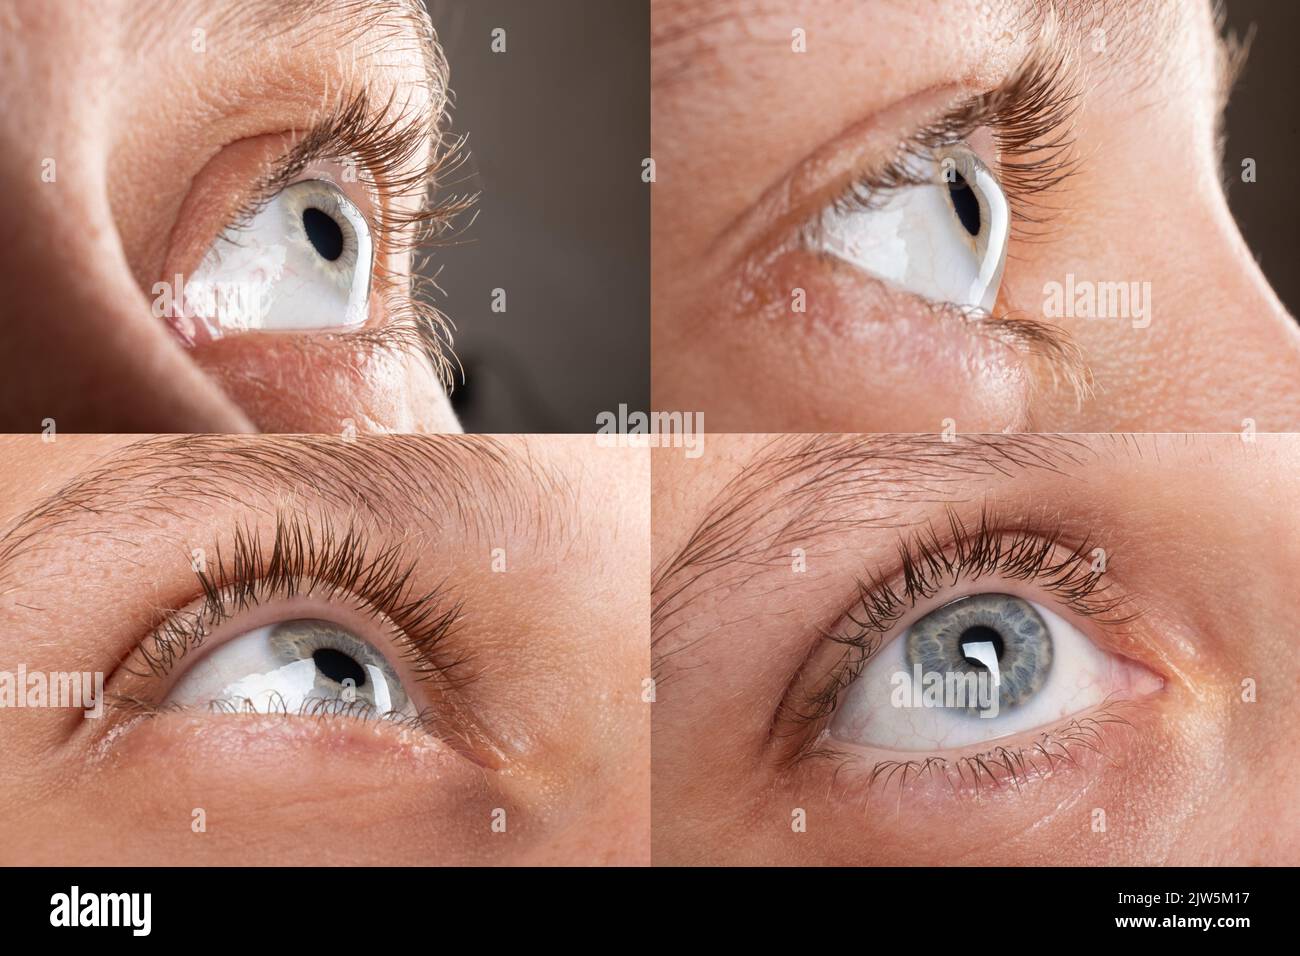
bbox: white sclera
[817,147,1009,313]
[184,179,372,338]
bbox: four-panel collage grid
[0,0,1297,901]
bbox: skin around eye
[812,145,1009,313]
[830,591,1162,751]
[165,618,415,720]
[182,178,374,342]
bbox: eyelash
[776,505,1141,764]
[817,42,1081,243]
[816,703,1140,799]
[115,512,474,732]
[224,88,478,387]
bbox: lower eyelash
[345,267,460,390]
[111,692,436,733]
[101,693,493,766]
[798,698,1140,802]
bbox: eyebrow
[131,0,444,82]
[0,435,574,589]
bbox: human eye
[183,174,375,338]
[790,45,1080,326]
[161,91,471,389]
[809,145,1010,314]
[774,512,1164,792]
[812,532,1164,767]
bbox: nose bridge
[1190,200,1300,415]
[0,11,252,433]
[1078,186,1300,432]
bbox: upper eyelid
[809,42,1084,247]
[120,512,471,686]
[226,87,475,260]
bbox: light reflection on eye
[183,177,373,340]
[165,618,415,719]
[828,593,1160,750]
[812,145,1009,312]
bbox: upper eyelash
[123,510,474,694]
[232,86,476,256]
[851,505,1132,633]
[822,40,1082,242]
[779,505,1138,732]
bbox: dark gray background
[1221,0,1300,320]
[426,0,649,432]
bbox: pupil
[960,624,1004,663]
[312,647,366,687]
[948,172,981,237]
[302,207,344,261]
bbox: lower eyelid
[798,695,1156,805]
[189,320,452,433]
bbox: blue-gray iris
[904,593,1053,715]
